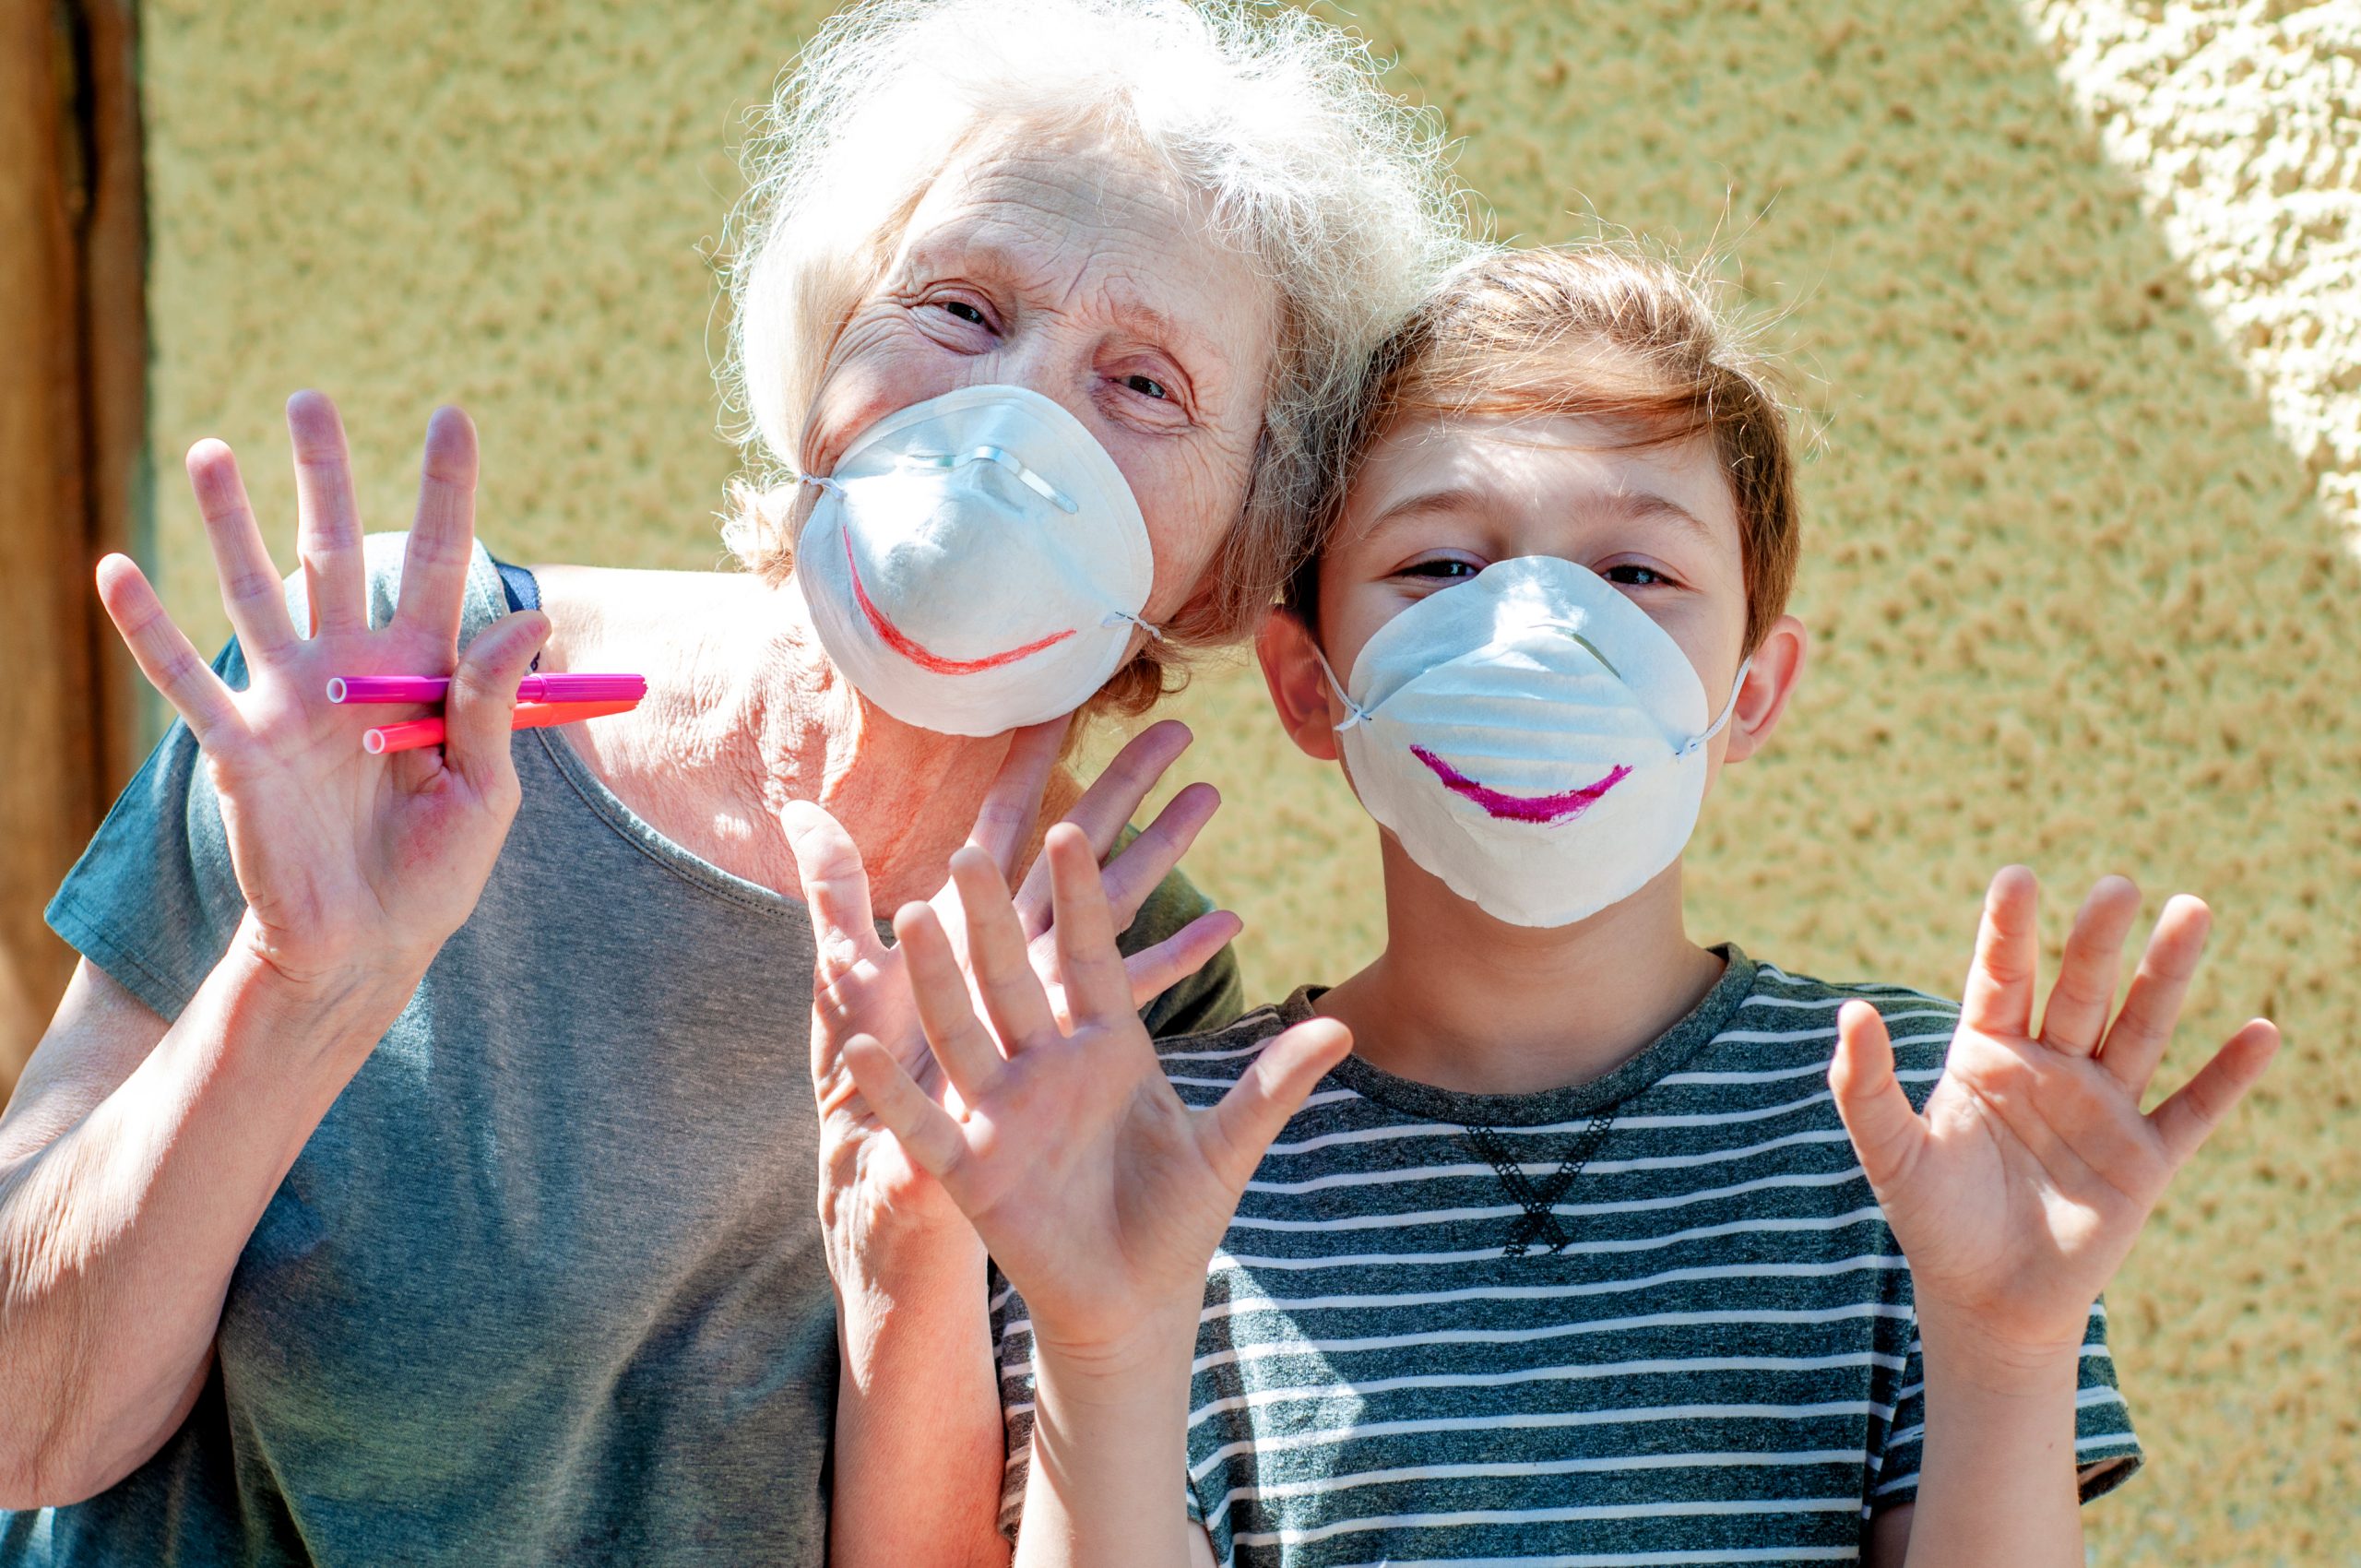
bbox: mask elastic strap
[1311,645,1372,731]
[795,472,844,498]
[1680,658,1753,756]
[1100,609,1164,642]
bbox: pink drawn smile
[844,528,1074,675]
[1410,746,1631,825]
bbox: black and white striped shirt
[994,946,2140,1566]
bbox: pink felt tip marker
[362,698,641,756]
[328,673,647,706]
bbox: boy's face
[1261,410,1806,790]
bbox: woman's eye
[936,300,989,327]
[1122,374,1169,400]
[1603,564,1669,587]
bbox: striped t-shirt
[992,946,2142,1566]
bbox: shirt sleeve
[43,639,253,1022]
[1870,1297,2143,1513]
[991,1265,1038,1540]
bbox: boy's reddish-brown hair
[1289,244,1802,653]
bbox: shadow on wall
[120,0,2357,1559]
[1107,2,2359,1560]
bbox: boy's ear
[1721,612,1808,766]
[1256,608,1342,762]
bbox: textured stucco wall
[142,0,2356,1558]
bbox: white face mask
[1320,555,1748,928]
[794,385,1160,737]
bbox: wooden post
[0,0,147,1103]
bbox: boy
[835,246,2280,1565]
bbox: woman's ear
[1720,612,1808,765]
[1256,607,1343,762]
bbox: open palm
[1830,867,2279,1353]
[843,827,1350,1352]
[784,720,1244,1253]
[97,393,547,993]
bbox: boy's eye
[1603,564,1670,588]
[1398,558,1479,581]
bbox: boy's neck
[1317,839,1726,1097]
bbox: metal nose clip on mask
[794,385,1163,738]
[1318,555,1750,928]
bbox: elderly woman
[0,2,1461,1564]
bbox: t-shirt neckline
[1285,944,1758,1127]
[461,542,821,928]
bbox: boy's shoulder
[1703,956,1962,1110]
[1151,990,1311,1089]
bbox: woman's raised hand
[848,826,1351,1351]
[96,392,547,996]
[1829,867,2279,1358]
[784,719,1244,1253]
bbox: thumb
[442,610,548,787]
[1829,1000,1928,1194]
[1203,1019,1353,1191]
[779,799,884,977]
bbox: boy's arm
[1831,868,2276,1568]
[843,828,1348,1568]
[784,722,1241,1568]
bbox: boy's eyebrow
[1358,483,1721,545]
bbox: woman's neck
[1317,838,1726,1097]
[532,564,1038,908]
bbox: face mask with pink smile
[795,385,1160,737]
[1319,555,1747,928]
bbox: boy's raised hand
[844,824,1353,1353]
[1829,867,2279,1356]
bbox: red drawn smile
[1411,746,1631,825]
[843,528,1074,675]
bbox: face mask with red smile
[1318,555,1747,928]
[795,385,1161,737]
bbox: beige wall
[138,0,2356,1554]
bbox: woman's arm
[0,945,421,1504]
[0,394,544,1505]
[1832,869,2277,1568]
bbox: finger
[1046,824,1130,1022]
[438,610,547,788]
[895,898,1016,1105]
[1125,910,1244,1010]
[1828,1001,1929,1193]
[2096,894,2213,1094]
[780,800,886,977]
[2150,1018,2280,1168]
[968,719,1064,878]
[94,554,242,741]
[1100,782,1222,934]
[1014,719,1193,932]
[947,848,1058,1051]
[844,1032,972,1187]
[185,438,298,659]
[393,407,480,648]
[2038,875,2141,1057]
[288,391,366,636]
[1960,866,2039,1040]
[1201,1018,1352,1191]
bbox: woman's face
[800,133,1280,627]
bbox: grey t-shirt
[2,537,1243,1568]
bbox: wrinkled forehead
[885,127,1274,365]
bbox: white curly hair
[718,0,1469,702]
